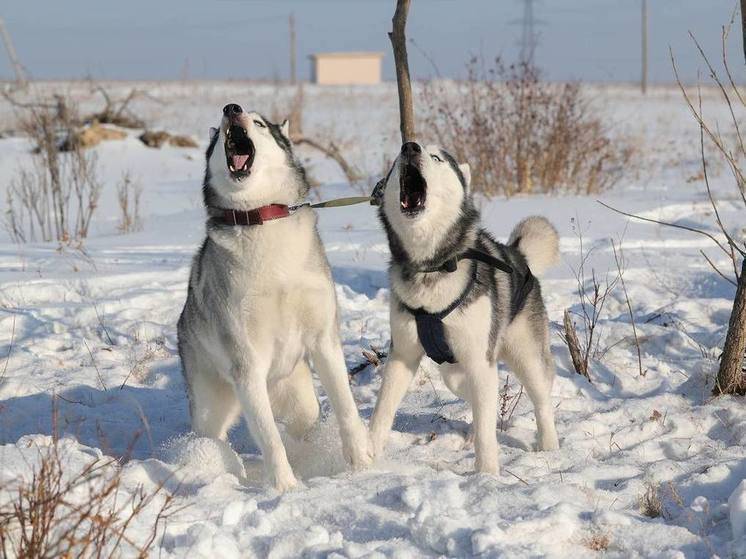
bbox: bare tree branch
[598,200,743,259]
[671,46,746,208]
[292,134,362,184]
[700,249,738,287]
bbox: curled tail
[508,216,560,277]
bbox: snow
[0,82,745,557]
[732,481,746,545]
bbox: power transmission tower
[641,0,648,94]
[0,17,27,87]
[289,12,296,84]
[520,0,537,64]
[510,0,544,66]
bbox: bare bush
[85,84,146,129]
[0,438,179,558]
[560,222,621,382]
[3,97,102,244]
[117,172,143,234]
[422,58,634,197]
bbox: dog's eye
[430,154,443,163]
[253,119,266,128]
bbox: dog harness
[400,248,535,365]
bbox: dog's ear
[280,119,290,138]
[209,127,218,141]
[459,163,471,190]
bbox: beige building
[309,52,384,85]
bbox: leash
[290,196,373,211]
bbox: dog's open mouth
[225,125,255,180]
[399,163,426,216]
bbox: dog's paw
[537,431,560,451]
[474,458,499,476]
[537,438,560,451]
[343,423,374,470]
[270,465,299,493]
[369,427,388,460]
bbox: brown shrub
[421,58,634,197]
[0,438,179,558]
[584,532,611,551]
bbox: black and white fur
[370,141,560,474]
[178,104,372,491]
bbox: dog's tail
[508,216,560,277]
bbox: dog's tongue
[232,154,249,170]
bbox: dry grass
[3,96,102,244]
[422,57,634,197]
[116,171,143,234]
[639,481,664,519]
[0,437,181,558]
[584,532,611,552]
[498,374,523,432]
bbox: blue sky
[0,0,742,83]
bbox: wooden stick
[389,0,416,142]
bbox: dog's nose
[401,142,421,156]
[223,103,243,116]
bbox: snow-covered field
[1,82,745,557]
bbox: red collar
[215,204,291,226]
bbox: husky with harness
[369,141,561,474]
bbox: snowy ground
[0,82,745,557]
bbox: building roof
[309,51,384,60]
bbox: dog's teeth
[229,164,235,172]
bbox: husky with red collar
[370,141,560,474]
[177,104,372,491]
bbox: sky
[0,0,743,84]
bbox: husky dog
[178,103,372,491]
[369,141,560,474]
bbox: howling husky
[369,141,560,474]
[178,103,372,491]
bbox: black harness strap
[401,248,534,365]
[401,262,478,365]
[511,268,535,318]
[419,248,514,275]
